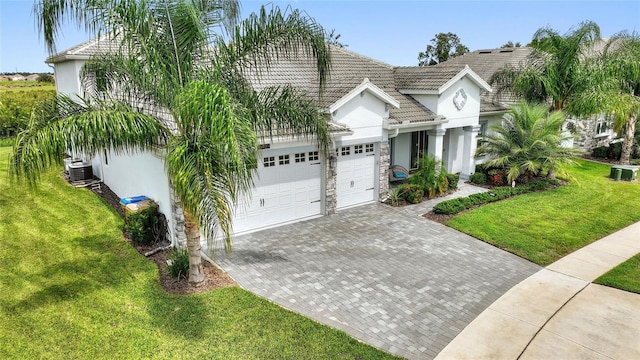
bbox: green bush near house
[469,172,487,185]
[446,173,459,190]
[434,179,559,215]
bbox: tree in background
[574,32,640,164]
[36,73,54,83]
[476,102,580,182]
[13,0,331,286]
[490,21,601,112]
[501,41,521,48]
[418,32,469,66]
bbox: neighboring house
[25,74,40,81]
[434,47,616,152]
[8,74,26,81]
[47,37,491,246]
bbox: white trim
[439,65,492,93]
[399,65,492,95]
[329,78,400,114]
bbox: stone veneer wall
[378,141,390,200]
[571,116,615,153]
[325,154,337,215]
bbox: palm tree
[490,21,601,113]
[476,102,580,183]
[574,32,640,164]
[12,0,331,286]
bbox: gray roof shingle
[432,47,533,113]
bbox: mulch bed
[79,176,237,295]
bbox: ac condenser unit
[68,162,93,182]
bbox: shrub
[469,172,486,185]
[446,173,459,191]
[167,248,189,279]
[434,199,465,214]
[432,179,559,215]
[388,187,407,206]
[592,146,608,158]
[487,169,506,186]
[409,153,451,198]
[608,142,622,161]
[124,202,160,245]
[404,184,424,204]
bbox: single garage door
[232,146,323,234]
[336,143,377,209]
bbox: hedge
[433,179,559,215]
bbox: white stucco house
[48,38,494,247]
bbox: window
[309,151,319,161]
[103,149,109,166]
[341,146,351,156]
[477,122,488,148]
[354,145,363,154]
[295,153,305,163]
[410,130,429,170]
[279,155,290,165]
[595,117,611,136]
[263,156,275,167]
[365,143,374,153]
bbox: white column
[427,128,446,162]
[461,125,481,179]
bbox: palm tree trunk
[620,116,637,165]
[184,212,205,286]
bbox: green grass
[595,254,640,294]
[0,80,56,92]
[448,159,640,266]
[0,146,399,360]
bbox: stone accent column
[170,190,187,248]
[427,128,446,162]
[462,125,481,179]
[378,141,390,201]
[325,151,337,215]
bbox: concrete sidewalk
[436,221,640,359]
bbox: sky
[1,0,639,73]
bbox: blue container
[120,196,149,206]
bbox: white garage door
[336,143,377,209]
[232,146,323,234]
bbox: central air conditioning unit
[68,162,93,182]
[64,157,83,173]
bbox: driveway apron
[216,200,541,359]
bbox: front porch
[388,125,481,180]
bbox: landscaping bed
[92,181,237,295]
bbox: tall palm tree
[12,0,331,286]
[476,102,580,183]
[490,21,601,113]
[574,32,640,164]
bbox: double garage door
[232,146,323,234]
[232,143,378,234]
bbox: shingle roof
[394,66,466,90]
[248,46,438,123]
[46,36,120,63]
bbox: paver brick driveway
[216,202,540,359]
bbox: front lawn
[447,159,640,266]
[0,146,398,359]
[595,254,640,294]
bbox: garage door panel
[232,146,323,234]
[336,143,377,209]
